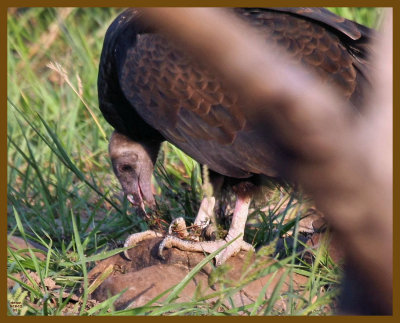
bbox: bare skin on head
[109,131,159,212]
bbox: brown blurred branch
[140,8,393,314]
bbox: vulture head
[108,131,159,210]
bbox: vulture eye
[119,164,133,172]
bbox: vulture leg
[191,196,216,239]
[215,193,253,265]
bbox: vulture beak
[126,192,142,208]
[126,173,156,211]
[108,131,160,213]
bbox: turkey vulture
[98,8,374,265]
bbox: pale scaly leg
[214,195,253,266]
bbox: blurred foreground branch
[141,8,393,314]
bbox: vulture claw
[214,239,254,266]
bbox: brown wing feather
[234,8,374,105]
[270,7,374,41]
[119,33,246,145]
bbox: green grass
[7,7,380,316]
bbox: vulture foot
[123,197,215,260]
[124,230,163,260]
[159,194,255,266]
[158,234,254,266]
[124,195,255,266]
